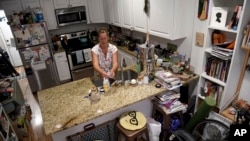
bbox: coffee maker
[138,44,155,76]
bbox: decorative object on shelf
[210,7,228,28]
[195,32,205,47]
[241,24,250,48]
[227,5,243,30]
[198,0,209,20]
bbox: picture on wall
[210,7,228,28]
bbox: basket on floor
[66,119,117,141]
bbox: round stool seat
[119,111,147,130]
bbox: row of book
[153,91,187,114]
[200,80,224,107]
[205,56,231,82]
[241,24,250,47]
[227,5,243,30]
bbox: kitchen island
[37,73,167,141]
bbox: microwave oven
[55,6,87,26]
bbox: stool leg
[117,131,122,141]
[145,129,150,141]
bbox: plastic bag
[147,117,161,141]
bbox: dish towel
[76,50,84,63]
[83,48,92,62]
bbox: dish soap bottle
[103,78,110,92]
[136,55,141,73]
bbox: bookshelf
[192,0,250,113]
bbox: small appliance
[55,6,87,26]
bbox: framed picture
[210,7,228,28]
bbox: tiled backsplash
[48,23,108,35]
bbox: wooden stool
[116,122,149,141]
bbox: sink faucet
[120,57,127,84]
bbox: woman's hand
[101,71,109,78]
[108,71,115,78]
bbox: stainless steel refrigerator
[11,22,59,93]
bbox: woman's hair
[98,28,109,36]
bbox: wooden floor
[15,66,53,141]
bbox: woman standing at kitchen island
[91,29,118,78]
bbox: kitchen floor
[15,66,53,141]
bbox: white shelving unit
[194,0,250,112]
[0,104,18,141]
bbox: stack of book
[211,44,234,60]
[154,71,182,90]
[153,91,187,114]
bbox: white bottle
[103,78,110,92]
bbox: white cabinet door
[148,0,187,40]
[87,0,105,23]
[112,0,122,26]
[56,60,71,81]
[40,0,58,30]
[118,50,136,67]
[132,0,146,33]
[118,50,123,66]
[53,0,69,9]
[21,0,40,10]
[103,0,111,23]
[0,0,22,16]
[53,0,86,9]
[70,0,86,7]
[54,52,71,81]
[121,0,133,29]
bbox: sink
[116,69,138,81]
[90,69,138,87]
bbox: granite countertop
[38,75,166,135]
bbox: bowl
[130,79,137,85]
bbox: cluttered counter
[37,73,166,135]
[38,63,198,141]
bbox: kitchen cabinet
[132,0,147,33]
[118,49,137,67]
[20,0,40,10]
[0,0,22,16]
[40,0,58,30]
[103,0,112,24]
[148,0,188,40]
[54,52,71,82]
[87,0,105,23]
[121,0,134,29]
[108,0,122,26]
[53,0,86,9]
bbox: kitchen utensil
[128,41,136,51]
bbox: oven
[60,31,95,81]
